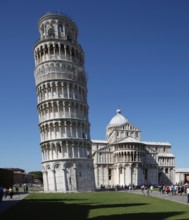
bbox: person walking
[9,187,13,199]
[186,187,189,203]
[0,186,4,202]
[141,185,145,194]
[15,186,19,194]
[150,185,154,194]
[3,187,9,198]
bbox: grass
[1,191,189,219]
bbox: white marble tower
[33,12,95,192]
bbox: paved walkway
[127,189,189,205]
[0,193,29,214]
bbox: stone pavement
[0,193,29,214]
[127,189,189,205]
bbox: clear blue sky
[0,0,188,172]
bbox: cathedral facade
[92,109,175,188]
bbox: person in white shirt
[186,187,189,203]
[150,185,154,193]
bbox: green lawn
[1,191,189,219]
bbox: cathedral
[92,109,175,188]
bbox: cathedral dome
[107,109,128,128]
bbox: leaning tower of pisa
[33,12,95,192]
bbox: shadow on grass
[0,198,186,220]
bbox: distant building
[175,168,189,185]
[92,109,175,188]
[0,168,34,187]
[0,168,13,187]
[9,168,34,185]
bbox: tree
[28,171,43,183]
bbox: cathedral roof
[107,108,128,128]
[175,168,189,173]
[157,153,175,157]
[117,137,142,144]
[143,141,171,146]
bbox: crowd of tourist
[157,184,189,195]
[0,186,14,202]
[139,183,189,202]
[0,184,30,202]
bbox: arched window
[67,32,72,42]
[58,24,63,32]
[48,27,55,38]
